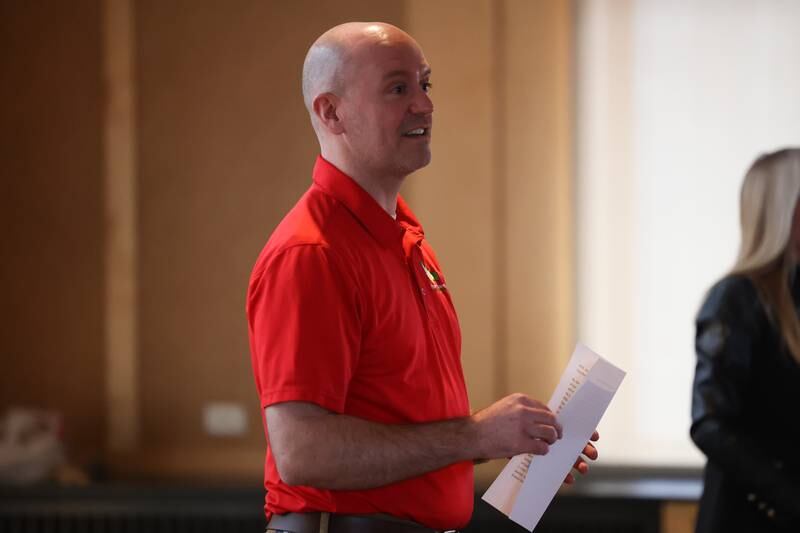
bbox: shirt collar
[312,155,424,246]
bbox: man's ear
[312,93,345,135]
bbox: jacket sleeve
[691,277,800,526]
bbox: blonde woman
[692,148,800,533]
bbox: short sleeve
[247,244,361,413]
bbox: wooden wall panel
[133,0,406,478]
[0,0,105,464]
[104,0,139,454]
[501,0,575,399]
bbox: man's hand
[563,430,600,485]
[469,393,563,459]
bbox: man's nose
[410,88,434,115]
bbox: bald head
[301,22,418,113]
[300,22,434,184]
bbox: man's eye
[391,84,406,94]
[422,82,433,93]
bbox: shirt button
[758,502,766,511]
[747,493,756,502]
[767,508,776,519]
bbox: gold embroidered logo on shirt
[420,261,447,291]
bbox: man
[247,22,598,533]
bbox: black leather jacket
[692,274,800,533]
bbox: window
[576,0,800,465]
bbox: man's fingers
[573,458,589,474]
[525,408,562,439]
[590,430,600,442]
[527,423,559,444]
[582,442,598,460]
[566,445,598,485]
[527,438,550,456]
[566,453,597,485]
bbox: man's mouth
[402,127,429,137]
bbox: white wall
[576,0,800,466]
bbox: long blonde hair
[730,148,800,363]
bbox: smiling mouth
[402,127,430,137]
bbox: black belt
[266,512,458,533]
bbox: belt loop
[319,511,330,533]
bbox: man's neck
[349,172,401,219]
[321,152,404,218]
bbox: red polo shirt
[246,156,474,529]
